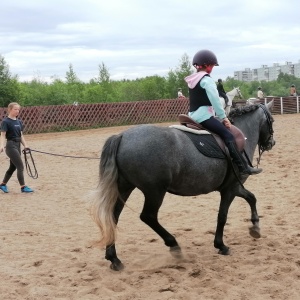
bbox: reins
[22,148,39,179]
[28,149,99,160]
[256,104,274,167]
[227,103,274,186]
[22,148,100,179]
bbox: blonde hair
[7,102,20,112]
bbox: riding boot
[226,141,262,175]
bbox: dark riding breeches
[2,140,25,186]
[219,92,229,104]
[200,117,234,145]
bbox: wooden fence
[234,96,300,115]
[0,96,299,134]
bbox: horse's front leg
[214,191,235,255]
[237,187,260,239]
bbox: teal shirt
[189,76,226,123]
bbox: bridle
[235,87,243,99]
[256,103,274,165]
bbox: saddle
[177,114,245,153]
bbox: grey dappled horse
[92,101,275,271]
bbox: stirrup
[240,166,262,175]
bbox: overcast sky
[1,0,300,83]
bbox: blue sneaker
[21,186,34,193]
[0,185,8,193]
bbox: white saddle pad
[169,125,211,135]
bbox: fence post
[280,97,283,114]
[297,96,299,113]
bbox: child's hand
[222,118,231,128]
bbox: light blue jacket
[185,72,226,123]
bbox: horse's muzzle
[266,138,276,151]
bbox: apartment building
[234,60,300,82]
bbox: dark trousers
[201,117,234,144]
[219,92,229,104]
[2,140,25,186]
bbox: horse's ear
[266,99,274,111]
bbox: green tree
[0,54,20,107]
[65,64,84,104]
[82,84,104,103]
[166,53,193,98]
[19,80,49,106]
[95,62,113,102]
[65,63,80,84]
[139,76,167,100]
[113,79,143,102]
[166,69,178,98]
[176,53,193,95]
[47,78,70,105]
[97,62,110,84]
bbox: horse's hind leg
[105,198,126,271]
[236,187,260,238]
[105,182,134,271]
[140,190,182,258]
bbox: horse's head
[258,100,275,152]
[235,87,243,99]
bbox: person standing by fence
[257,87,264,99]
[177,88,185,98]
[0,102,34,193]
[290,84,297,96]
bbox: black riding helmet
[192,49,219,67]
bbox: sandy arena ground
[0,114,299,300]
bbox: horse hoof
[110,261,124,271]
[170,246,183,259]
[218,247,230,255]
[249,226,261,239]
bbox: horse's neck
[234,115,260,160]
[226,90,236,101]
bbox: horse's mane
[229,104,260,121]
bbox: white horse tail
[92,134,123,246]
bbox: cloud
[1,0,300,82]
